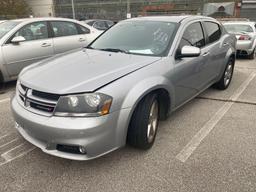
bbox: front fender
[121,76,175,113]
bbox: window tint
[77,24,90,34]
[179,22,205,49]
[204,22,221,43]
[14,21,48,41]
[51,21,78,37]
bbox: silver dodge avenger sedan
[11,16,236,160]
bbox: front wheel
[213,59,234,90]
[127,94,159,150]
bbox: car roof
[127,15,215,23]
[10,17,80,23]
[223,21,256,25]
[85,19,112,22]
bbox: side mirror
[179,45,201,58]
[11,36,26,44]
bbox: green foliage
[0,0,32,19]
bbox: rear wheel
[127,93,159,149]
[214,59,234,90]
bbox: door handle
[202,52,209,56]
[41,43,51,47]
[78,38,86,42]
[223,42,229,46]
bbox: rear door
[2,21,54,77]
[202,21,226,79]
[50,21,90,54]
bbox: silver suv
[11,16,236,160]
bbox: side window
[50,21,78,37]
[204,22,221,44]
[14,21,48,41]
[77,24,90,34]
[179,22,205,49]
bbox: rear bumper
[236,40,254,55]
[11,96,131,160]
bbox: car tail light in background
[238,35,251,40]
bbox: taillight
[238,35,251,40]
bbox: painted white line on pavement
[0,146,36,167]
[0,138,19,148]
[0,134,10,140]
[0,98,10,103]
[176,72,256,163]
[1,143,26,160]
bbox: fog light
[79,146,86,154]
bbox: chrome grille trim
[17,83,59,116]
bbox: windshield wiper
[99,48,130,54]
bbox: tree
[0,0,32,19]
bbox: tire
[127,93,159,150]
[248,48,255,60]
[0,71,4,94]
[213,59,234,90]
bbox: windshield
[0,21,21,39]
[224,24,254,33]
[89,20,178,56]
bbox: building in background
[53,0,205,21]
[25,0,55,17]
[24,0,253,21]
[240,0,256,20]
[203,2,239,17]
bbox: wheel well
[0,70,3,84]
[132,88,171,122]
[154,89,171,120]
[230,54,235,64]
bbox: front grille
[32,90,60,101]
[17,82,60,116]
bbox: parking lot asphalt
[0,58,256,192]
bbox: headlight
[54,93,112,117]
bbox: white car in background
[0,17,101,83]
[223,21,256,59]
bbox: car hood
[20,49,161,94]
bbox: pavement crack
[197,96,256,106]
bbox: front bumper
[236,40,254,55]
[11,96,131,160]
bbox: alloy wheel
[147,100,159,143]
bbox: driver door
[2,21,54,77]
[172,22,210,107]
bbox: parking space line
[0,98,10,103]
[176,72,256,163]
[0,138,19,148]
[0,146,36,167]
[1,143,26,160]
[0,134,10,140]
